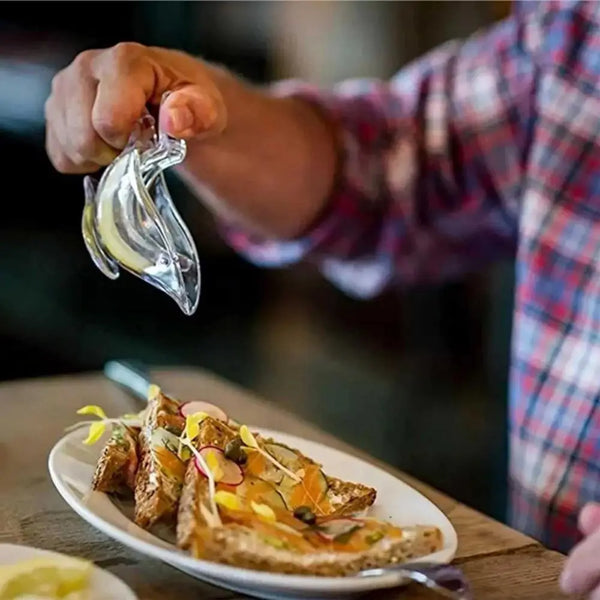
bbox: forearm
[177,66,338,240]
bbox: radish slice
[316,518,364,542]
[195,446,244,486]
[179,401,228,422]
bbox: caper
[293,505,316,525]
[224,437,247,465]
[365,531,384,545]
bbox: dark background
[0,1,513,522]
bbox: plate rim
[48,426,457,595]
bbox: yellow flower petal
[83,421,106,445]
[147,384,161,401]
[214,490,242,511]
[251,501,276,522]
[240,425,258,448]
[184,412,208,441]
[205,450,224,482]
[76,405,107,419]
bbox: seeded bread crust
[92,426,139,494]
[191,523,443,576]
[134,392,185,528]
[325,477,377,517]
[257,437,377,514]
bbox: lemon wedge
[0,556,92,599]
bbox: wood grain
[0,368,570,599]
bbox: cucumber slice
[279,466,329,512]
[264,443,302,471]
[237,479,287,511]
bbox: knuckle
[71,129,98,160]
[109,41,145,65]
[51,152,73,173]
[92,114,122,141]
[72,49,96,72]
[50,71,64,94]
[43,97,54,120]
[70,149,90,167]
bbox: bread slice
[134,387,186,528]
[177,417,377,550]
[191,521,443,576]
[92,396,444,575]
[92,424,139,494]
[176,418,237,548]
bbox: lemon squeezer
[81,105,200,316]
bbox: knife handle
[104,360,151,402]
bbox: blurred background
[0,1,513,522]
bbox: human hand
[45,42,227,173]
[560,502,600,597]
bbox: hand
[45,42,227,174]
[45,42,336,240]
[560,503,600,597]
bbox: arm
[44,46,337,241]
[44,6,536,297]
[175,66,339,241]
[223,12,537,297]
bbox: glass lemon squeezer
[81,105,200,316]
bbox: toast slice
[92,424,139,494]
[191,519,443,576]
[177,416,377,549]
[177,419,442,574]
[134,386,186,528]
[176,417,236,548]
[87,394,444,575]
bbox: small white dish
[0,543,137,600]
[48,427,457,600]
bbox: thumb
[159,85,226,140]
[579,502,600,536]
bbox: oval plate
[48,427,457,600]
[0,543,137,600]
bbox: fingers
[159,84,226,139]
[580,503,600,537]
[45,125,99,174]
[45,50,120,173]
[45,41,228,175]
[91,43,155,148]
[560,528,600,596]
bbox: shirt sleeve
[221,7,537,298]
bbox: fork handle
[104,360,151,403]
[396,562,472,600]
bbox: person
[44,1,600,595]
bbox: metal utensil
[104,359,152,402]
[359,561,472,599]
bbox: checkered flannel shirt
[223,0,600,552]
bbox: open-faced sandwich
[71,386,443,576]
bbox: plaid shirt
[223,0,600,553]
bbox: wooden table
[0,368,572,599]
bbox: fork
[359,561,472,599]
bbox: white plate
[48,427,457,600]
[0,543,137,600]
